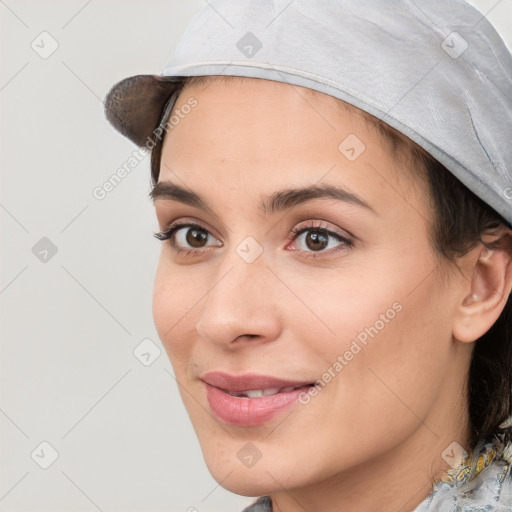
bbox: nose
[196,249,282,350]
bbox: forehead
[158,76,427,221]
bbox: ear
[453,239,512,343]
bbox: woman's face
[152,77,469,497]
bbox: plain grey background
[1,1,511,511]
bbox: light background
[1,1,511,511]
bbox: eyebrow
[150,181,377,215]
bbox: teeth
[227,386,307,398]
[244,390,264,398]
[244,388,281,398]
[262,387,281,396]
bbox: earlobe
[453,244,512,344]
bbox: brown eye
[304,231,329,251]
[289,222,353,258]
[185,227,209,248]
[153,221,222,254]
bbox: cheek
[326,274,452,432]
[152,260,197,365]
[278,253,411,357]
[290,246,452,419]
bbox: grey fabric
[104,0,512,231]
[242,496,272,512]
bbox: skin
[151,76,512,512]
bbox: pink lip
[200,371,315,427]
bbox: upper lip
[200,371,315,392]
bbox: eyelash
[153,220,354,259]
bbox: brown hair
[150,75,512,449]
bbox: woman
[104,1,512,510]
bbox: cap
[104,0,512,229]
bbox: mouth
[200,372,317,427]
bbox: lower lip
[203,383,310,427]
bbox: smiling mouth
[200,372,318,426]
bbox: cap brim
[104,74,184,146]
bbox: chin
[206,462,283,497]
[199,438,318,498]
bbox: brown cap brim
[104,74,185,147]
